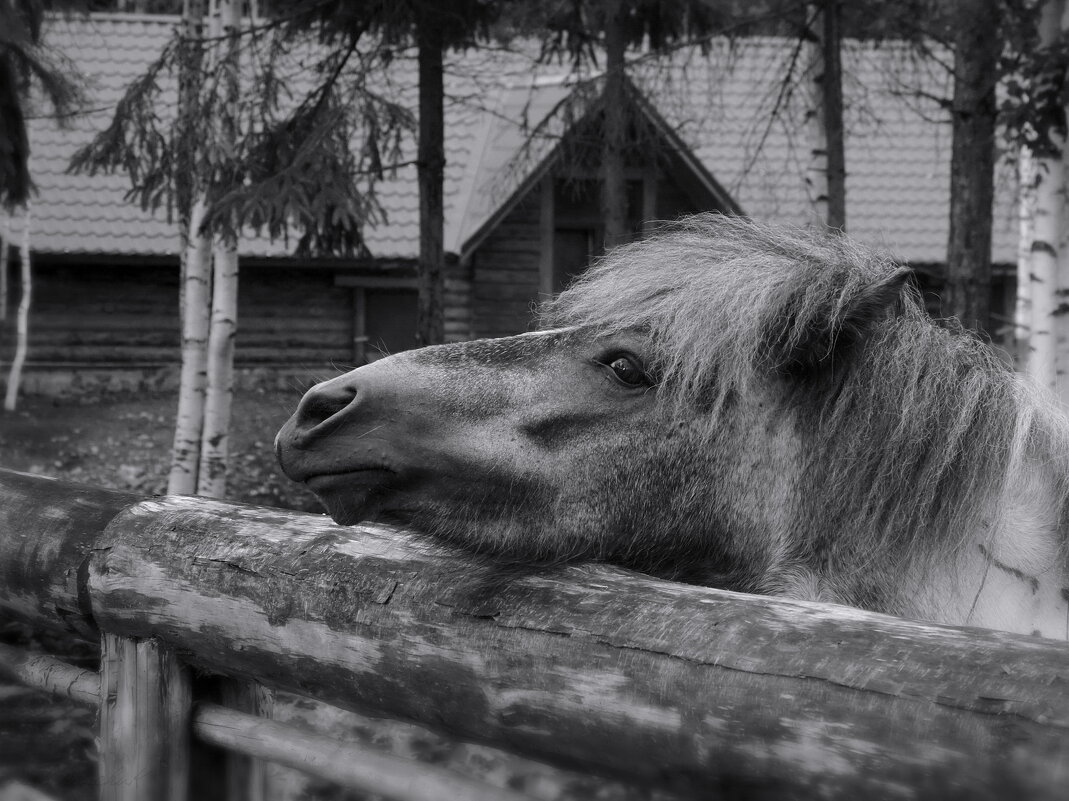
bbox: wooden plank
[98,634,192,801]
[84,494,1069,800]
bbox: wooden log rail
[1,468,1069,800]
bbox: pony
[276,214,1069,639]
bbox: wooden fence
[1,467,1068,801]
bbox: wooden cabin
[0,14,1020,394]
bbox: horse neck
[906,461,1069,640]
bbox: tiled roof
[12,13,1017,265]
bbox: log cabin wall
[0,257,440,394]
[469,193,543,340]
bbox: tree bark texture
[943,0,999,333]
[822,0,846,231]
[1,471,1067,800]
[197,0,242,498]
[416,19,445,347]
[1027,0,1069,397]
[4,205,31,411]
[169,196,212,495]
[1017,146,1037,370]
[601,1,629,250]
[169,0,210,494]
[805,4,829,227]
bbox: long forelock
[540,214,903,415]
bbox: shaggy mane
[542,214,1069,604]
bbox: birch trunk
[168,196,211,494]
[197,0,241,499]
[601,0,629,250]
[3,206,31,412]
[167,0,209,494]
[1016,146,1036,371]
[1026,0,1067,395]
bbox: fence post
[220,679,274,801]
[99,634,192,801]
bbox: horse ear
[773,267,911,375]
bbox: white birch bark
[196,0,241,499]
[167,0,211,494]
[1027,0,1068,397]
[1016,147,1037,371]
[168,196,212,494]
[805,5,829,228]
[4,206,32,411]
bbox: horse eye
[606,354,648,387]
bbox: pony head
[277,214,1069,624]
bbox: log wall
[0,261,357,369]
[1,468,1068,800]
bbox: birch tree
[1006,0,1069,395]
[3,206,31,412]
[169,0,211,495]
[0,1,83,411]
[197,0,242,498]
[72,3,415,493]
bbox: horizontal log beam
[1,469,1068,798]
[0,469,139,637]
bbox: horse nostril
[295,384,357,431]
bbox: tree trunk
[168,0,210,495]
[416,18,445,347]
[1025,0,1067,394]
[822,0,846,231]
[601,0,629,250]
[805,4,829,227]
[1016,145,1036,371]
[943,0,999,333]
[3,205,30,412]
[197,0,241,499]
[169,197,212,495]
